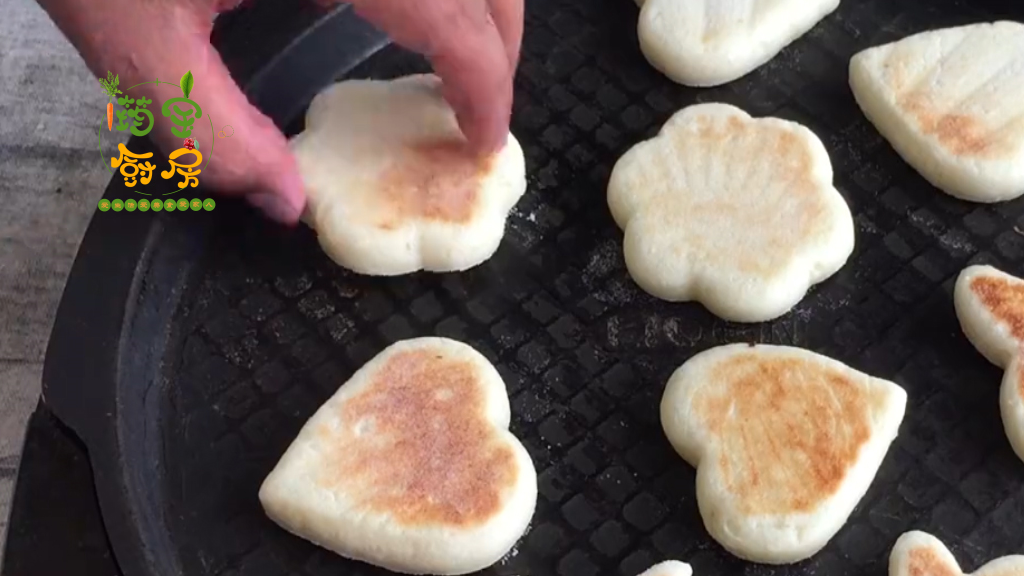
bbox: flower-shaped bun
[291,75,527,276]
[636,560,693,576]
[608,103,855,323]
[954,264,1024,463]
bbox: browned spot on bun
[907,547,959,576]
[317,348,517,528]
[689,114,751,143]
[692,353,875,515]
[375,140,493,229]
[881,59,912,94]
[970,275,1024,342]
[899,93,998,157]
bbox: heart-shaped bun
[850,22,1024,203]
[954,264,1024,463]
[259,337,537,575]
[660,343,907,564]
[890,531,1024,576]
[636,0,840,87]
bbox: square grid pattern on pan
[162,0,1024,575]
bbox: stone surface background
[0,0,126,562]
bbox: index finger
[486,0,525,70]
[427,6,514,153]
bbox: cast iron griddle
[42,0,1024,575]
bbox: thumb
[135,28,306,223]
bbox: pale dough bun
[953,264,1024,463]
[636,560,694,576]
[660,344,907,564]
[849,22,1024,203]
[890,531,1024,576]
[635,0,840,87]
[1000,360,1024,471]
[258,337,538,575]
[291,74,527,275]
[607,102,855,323]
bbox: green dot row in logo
[98,198,216,212]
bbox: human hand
[39,0,523,225]
[340,0,524,152]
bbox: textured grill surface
[164,0,1024,575]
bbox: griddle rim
[40,4,389,574]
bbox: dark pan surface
[157,0,1024,574]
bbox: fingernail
[248,193,302,224]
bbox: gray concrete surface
[0,0,126,562]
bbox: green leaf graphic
[98,72,124,102]
[180,70,194,99]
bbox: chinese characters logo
[97,70,212,196]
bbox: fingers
[193,54,307,222]
[146,37,306,223]
[429,11,514,153]
[56,0,307,224]
[486,0,525,71]
[350,0,517,154]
